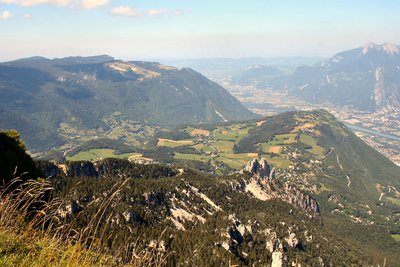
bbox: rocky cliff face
[244,158,320,214]
[35,156,389,265]
[373,65,400,112]
[282,183,320,214]
[245,158,271,178]
[38,158,319,221]
[271,244,284,267]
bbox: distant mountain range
[231,64,290,88]
[161,57,323,82]
[0,56,255,151]
[287,43,400,112]
[226,43,400,113]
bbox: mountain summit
[362,42,400,55]
[287,43,400,112]
[0,56,255,151]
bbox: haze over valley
[1,1,400,266]
[173,43,400,165]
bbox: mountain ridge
[0,55,256,152]
[287,43,400,112]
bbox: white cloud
[0,0,70,7]
[0,10,15,19]
[0,0,109,9]
[110,6,141,17]
[146,9,183,17]
[111,6,184,18]
[77,0,109,9]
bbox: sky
[1,0,400,61]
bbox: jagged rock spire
[245,158,271,178]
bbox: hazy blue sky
[1,0,399,61]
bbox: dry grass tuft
[0,176,166,266]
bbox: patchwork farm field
[62,115,325,172]
[174,153,212,162]
[155,123,299,170]
[62,111,355,204]
[67,149,142,161]
[157,138,194,147]
[300,134,325,159]
[151,112,327,172]
[269,133,297,145]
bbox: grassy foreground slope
[0,181,164,267]
[0,130,163,267]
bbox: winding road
[335,152,351,189]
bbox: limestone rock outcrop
[271,243,284,267]
[245,158,271,178]
[244,158,320,215]
[283,183,320,214]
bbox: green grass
[192,144,215,153]
[172,127,292,170]
[157,139,194,148]
[213,141,235,153]
[260,154,291,169]
[386,197,400,206]
[259,143,283,154]
[173,124,257,170]
[221,153,257,162]
[269,133,297,145]
[217,157,245,169]
[218,153,258,168]
[174,151,254,169]
[66,151,94,161]
[183,126,196,134]
[318,183,331,193]
[213,129,239,140]
[214,169,224,176]
[391,234,400,242]
[300,134,325,159]
[174,153,212,162]
[213,125,250,141]
[66,149,141,161]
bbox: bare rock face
[259,158,271,178]
[246,158,260,174]
[283,183,320,214]
[271,243,284,267]
[244,158,320,215]
[221,215,254,258]
[246,158,271,178]
[285,232,299,248]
